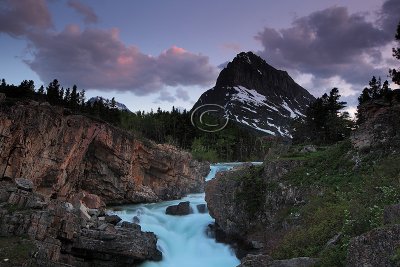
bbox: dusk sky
[1,0,399,114]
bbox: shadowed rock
[196,204,207,213]
[166,201,193,216]
[105,214,122,225]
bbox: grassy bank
[271,141,400,266]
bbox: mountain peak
[232,51,274,69]
[193,53,315,137]
[87,96,131,112]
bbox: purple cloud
[67,0,98,24]
[255,0,399,87]
[0,0,52,36]
[24,26,216,95]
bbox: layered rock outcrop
[0,179,161,266]
[351,93,400,153]
[0,101,209,205]
[205,161,307,256]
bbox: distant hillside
[87,96,131,112]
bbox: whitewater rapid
[114,163,246,267]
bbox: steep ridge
[0,100,209,205]
[193,52,315,137]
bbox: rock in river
[166,201,193,216]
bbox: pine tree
[293,88,352,145]
[79,89,85,106]
[38,85,44,95]
[111,97,116,108]
[64,88,71,104]
[390,21,400,85]
[70,85,78,109]
[46,79,61,105]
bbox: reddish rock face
[0,102,209,204]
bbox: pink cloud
[25,25,217,95]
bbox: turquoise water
[115,163,261,267]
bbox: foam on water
[114,163,255,267]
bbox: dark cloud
[24,25,217,95]
[175,88,190,101]
[0,0,52,36]
[67,0,98,24]
[379,0,400,35]
[256,0,399,87]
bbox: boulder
[347,225,400,267]
[105,214,122,225]
[82,193,105,209]
[78,202,91,221]
[300,145,317,153]
[121,221,141,231]
[196,204,208,213]
[14,178,33,192]
[166,201,193,216]
[133,216,140,224]
[383,203,400,225]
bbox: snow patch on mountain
[87,96,131,112]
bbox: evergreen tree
[389,21,400,85]
[111,97,116,108]
[293,88,352,145]
[38,85,44,95]
[46,79,61,105]
[70,85,79,109]
[358,76,392,106]
[64,88,71,104]
[79,89,85,106]
[19,80,35,92]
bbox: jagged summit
[193,52,315,137]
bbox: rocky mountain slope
[193,52,315,137]
[0,100,209,205]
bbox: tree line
[0,78,269,162]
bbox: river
[114,163,252,267]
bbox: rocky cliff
[0,101,209,205]
[205,159,308,257]
[351,92,400,154]
[193,52,315,137]
[0,178,161,266]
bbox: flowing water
[114,163,260,267]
